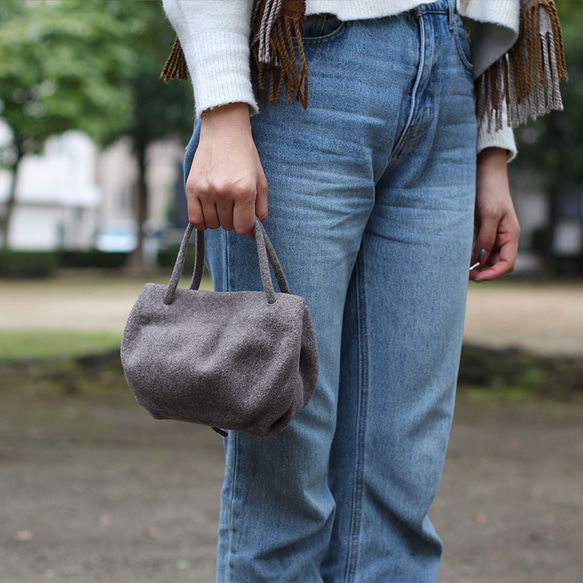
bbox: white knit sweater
[162,0,520,160]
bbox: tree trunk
[541,188,559,279]
[127,142,149,273]
[0,136,24,250]
[540,111,566,279]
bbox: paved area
[462,282,583,356]
[0,277,582,356]
[1,391,582,583]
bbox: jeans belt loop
[448,0,456,31]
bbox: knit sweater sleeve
[459,0,520,162]
[476,103,518,163]
[162,0,259,119]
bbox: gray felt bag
[120,217,319,438]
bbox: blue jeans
[184,0,477,580]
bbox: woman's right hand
[186,102,268,236]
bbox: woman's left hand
[470,147,521,282]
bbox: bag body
[120,218,319,437]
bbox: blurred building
[0,126,99,250]
[0,121,186,252]
[510,171,583,274]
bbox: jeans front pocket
[298,13,346,45]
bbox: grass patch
[0,330,122,362]
[1,333,582,404]
[459,343,583,400]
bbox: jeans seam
[345,245,369,582]
[225,229,231,294]
[385,9,426,170]
[224,431,239,583]
[452,15,474,73]
[223,229,235,583]
[318,13,328,37]
[298,22,348,46]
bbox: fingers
[472,149,520,283]
[216,197,235,232]
[212,181,242,232]
[471,214,520,282]
[231,182,259,236]
[184,104,267,236]
[187,173,263,236]
[199,195,220,230]
[471,204,500,267]
[255,173,269,223]
[186,196,205,231]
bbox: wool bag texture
[120,218,319,438]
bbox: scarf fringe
[475,0,568,130]
[161,0,566,128]
[251,0,308,109]
[161,36,189,83]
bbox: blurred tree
[513,5,583,276]
[0,0,137,248]
[106,2,193,272]
[0,0,193,266]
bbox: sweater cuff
[179,31,259,120]
[476,107,518,163]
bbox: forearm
[201,102,252,132]
[477,146,508,169]
[472,145,520,281]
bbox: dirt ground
[1,391,582,583]
[1,277,582,582]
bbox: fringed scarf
[161,0,567,129]
[161,0,309,108]
[476,0,568,130]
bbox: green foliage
[0,249,58,277]
[0,248,131,276]
[0,330,121,362]
[58,249,129,269]
[513,5,583,187]
[0,0,140,151]
[0,0,193,150]
[0,0,194,255]
[2,338,582,401]
[157,245,197,269]
[106,1,195,149]
[459,343,583,400]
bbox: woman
[161,0,565,580]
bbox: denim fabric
[184,0,477,580]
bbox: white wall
[0,118,184,251]
[0,124,102,249]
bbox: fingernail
[478,249,489,264]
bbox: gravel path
[1,276,582,582]
[1,392,581,583]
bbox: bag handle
[252,217,290,302]
[163,217,289,305]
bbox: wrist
[201,102,251,130]
[477,147,508,169]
